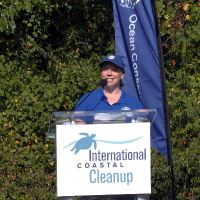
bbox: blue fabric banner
[112,0,168,158]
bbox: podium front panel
[56,122,151,197]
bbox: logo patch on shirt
[121,106,131,111]
[121,106,133,117]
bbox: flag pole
[152,1,176,199]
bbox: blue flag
[112,0,169,158]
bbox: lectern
[46,109,156,199]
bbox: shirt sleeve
[74,93,90,111]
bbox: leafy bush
[0,54,100,199]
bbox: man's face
[100,63,124,87]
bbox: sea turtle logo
[118,0,141,9]
[70,133,97,154]
[64,132,143,154]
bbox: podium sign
[56,122,151,197]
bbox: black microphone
[74,79,107,111]
[99,79,107,87]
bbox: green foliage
[150,69,200,199]
[0,135,56,200]
[0,0,199,199]
[0,53,100,199]
[167,70,200,199]
[156,0,199,74]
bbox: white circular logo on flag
[118,0,141,9]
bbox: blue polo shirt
[74,88,143,112]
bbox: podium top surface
[52,109,156,123]
[46,110,156,138]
